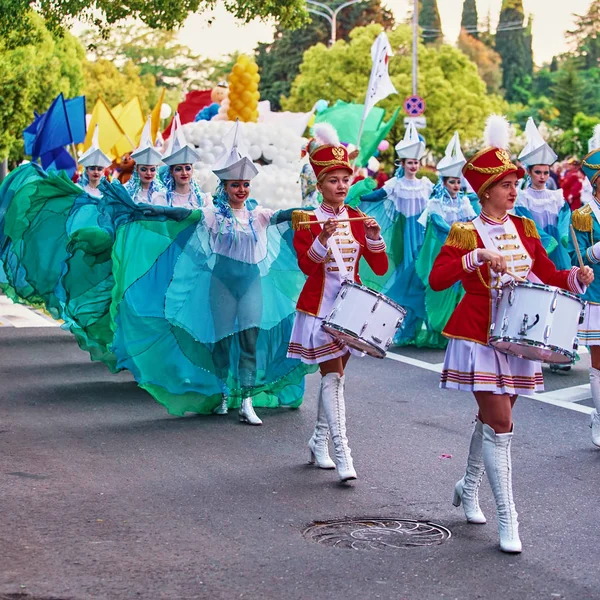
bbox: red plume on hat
[462,115,524,197]
[308,123,353,182]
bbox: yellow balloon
[232,63,244,76]
[252,91,260,102]
[241,90,253,104]
[247,81,258,93]
[248,62,259,74]
[241,72,252,86]
[251,110,259,122]
[238,54,250,65]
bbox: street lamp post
[306,0,363,46]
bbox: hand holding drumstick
[477,249,526,283]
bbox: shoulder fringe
[521,216,540,240]
[445,221,477,251]
[572,206,593,233]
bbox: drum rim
[488,335,576,364]
[508,281,587,306]
[340,280,407,314]
[321,322,386,359]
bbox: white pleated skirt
[440,338,544,395]
[579,303,600,345]
[287,311,360,364]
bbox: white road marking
[386,350,594,414]
[0,295,59,328]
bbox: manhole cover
[303,518,451,550]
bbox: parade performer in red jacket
[287,124,388,482]
[430,116,593,554]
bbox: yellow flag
[113,97,145,158]
[83,98,126,160]
[111,103,124,120]
[150,88,166,144]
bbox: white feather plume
[484,114,510,150]
[312,122,340,146]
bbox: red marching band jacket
[293,206,389,317]
[429,215,581,345]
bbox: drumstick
[506,270,527,283]
[291,210,372,230]
[570,224,585,269]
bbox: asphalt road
[1,312,599,600]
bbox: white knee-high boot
[320,373,356,481]
[482,423,522,553]
[589,368,600,448]
[308,385,335,469]
[453,418,487,524]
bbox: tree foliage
[0,12,84,161]
[566,0,600,69]
[282,24,507,157]
[460,0,478,39]
[80,24,230,90]
[82,59,158,114]
[0,0,308,41]
[457,30,502,95]
[419,0,442,44]
[495,0,533,103]
[255,0,394,111]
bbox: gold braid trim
[572,206,593,233]
[582,159,600,169]
[465,149,517,175]
[446,221,477,250]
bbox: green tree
[282,24,507,156]
[552,64,585,129]
[495,0,533,103]
[1,0,308,41]
[0,12,85,162]
[82,59,157,113]
[419,0,442,44]
[80,25,228,90]
[555,112,600,158]
[566,0,600,69]
[255,0,394,110]
[457,29,502,94]
[461,0,479,38]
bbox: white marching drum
[488,281,586,364]
[322,281,406,359]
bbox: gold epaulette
[446,221,477,251]
[519,215,541,240]
[572,204,593,233]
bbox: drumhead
[341,280,406,314]
[322,322,386,359]
[489,336,575,365]
[509,281,586,306]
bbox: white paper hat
[162,113,201,166]
[130,117,163,166]
[518,117,557,167]
[589,124,600,153]
[212,120,259,181]
[395,121,426,160]
[79,125,112,168]
[437,131,466,177]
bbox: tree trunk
[0,158,8,183]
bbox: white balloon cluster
[182,120,305,209]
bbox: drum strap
[316,206,351,280]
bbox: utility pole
[412,0,418,96]
[306,0,362,46]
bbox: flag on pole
[112,97,145,158]
[361,32,397,124]
[150,88,166,144]
[83,98,127,160]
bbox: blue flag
[23,110,42,156]
[31,93,73,159]
[65,96,86,145]
[41,147,77,178]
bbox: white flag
[362,32,397,121]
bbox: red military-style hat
[462,147,525,198]
[308,123,353,182]
[462,115,525,197]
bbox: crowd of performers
[3,109,600,557]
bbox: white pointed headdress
[79,125,112,168]
[518,117,557,167]
[162,113,201,166]
[212,120,259,181]
[130,117,163,166]
[395,121,426,160]
[437,132,466,177]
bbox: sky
[176,0,592,66]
